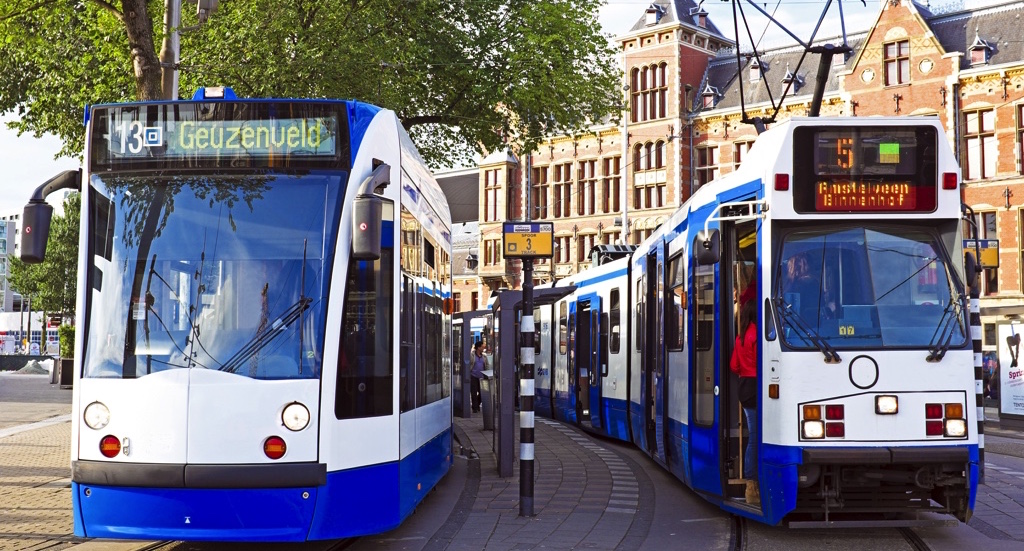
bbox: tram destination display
[792,125,939,213]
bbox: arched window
[658,63,668,118]
[632,141,668,210]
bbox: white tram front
[22,89,454,541]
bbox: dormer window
[689,6,709,29]
[702,84,719,109]
[782,65,805,91]
[969,31,992,66]
[645,4,663,26]
[749,59,764,83]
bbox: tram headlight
[83,402,111,430]
[802,420,825,439]
[282,402,310,431]
[945,418,967,437]
[876,395,898,415]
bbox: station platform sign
[503,222,553,259]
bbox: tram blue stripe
[74,482,318,541]
[73,427,452,542]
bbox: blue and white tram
[536,116,977,526]
[540,258,630,432]
[21,88,454,541]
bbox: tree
[0,0,621,167]
[8,193,80,321]
[0,0,161,158]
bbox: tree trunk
[122,0,163,100]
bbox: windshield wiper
[773,297,842,363]
[926,296,965,362]
[218,297,312,374]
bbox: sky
[0,115,79,217]
[0,0,995,216]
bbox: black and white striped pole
[520,259,535,517]
[963,205,984,483]
[969,252,984,484]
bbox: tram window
[601,312,609,364]
[422,288,444,405]
[534,307,541,354]
[559,301,568,355]
[695,267,714,351]
[400,277,417,413]
[424,239,436,269]
[336,248,395,420]
[635,278,644,352]
[667,254,686,351]
[610,288,621,353]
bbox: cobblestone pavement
[0,420,78,551]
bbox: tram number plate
[503,222,553,258]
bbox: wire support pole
[520,259,535,517]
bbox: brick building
[451,0,1024,354]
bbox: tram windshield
[774,226,966,351]
[82,172,343,379]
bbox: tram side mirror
[21,201,54,264]
[21,169,82,264]
[695,229,721,265]
[352,194,383,261]
[964,251,981,291]
[351,162,391,261]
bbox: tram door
[690,224,721,496]
[574,295,604,430]
[567,302,579,423]
[726,220,757,487]
[640,248,667,462]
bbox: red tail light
[825,404,844,420]
[264,436,287,460]
[775,173,789,191]
[942,172,958,190]
[825,422,845,438]
[100,435,121,458]
[926,420,944,436]
[925,403,943,419]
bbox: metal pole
[971,271,984,483]
[159,0,181,100]
[519,259,535,517]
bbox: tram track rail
[732,515,746,551]
[898,527,933,551]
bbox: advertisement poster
[999,323,1024,416]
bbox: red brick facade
[459,0,1024,346]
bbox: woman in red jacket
[731,297,758,493]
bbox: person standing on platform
[470,340,488,413]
